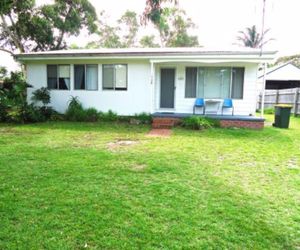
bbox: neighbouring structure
[257,61,300,90]
[15,47,276,128]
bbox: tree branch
[0,47,14,56]
[0,14,25,53]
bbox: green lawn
[0,116,299,249]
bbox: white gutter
[15,54,276,62]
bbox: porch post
[150,61,155,114]
[260,62,267,118]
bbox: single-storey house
[15,47,276,128]
[258,61,300,90]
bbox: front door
[160,68,175,109]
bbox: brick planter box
[151,113,265,130]
[220,119,264,129]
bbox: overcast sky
[1,0,300,71]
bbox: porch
[151,112,265,129]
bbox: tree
[142,0,177,25]
[273,54,300,68]
[153,7,199,47]
[236,25,272,48]
[86,11,122,49]
[118,11,139,47]
[87,10,140,49]
[0,66,7,80]
[142,1,199,47]
[140,35,160,48]
[0,0,97,54]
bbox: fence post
[294,88,300,116]
[275,90,279,104]
[294,88,299,116]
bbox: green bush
[85,108,99,122]
[31,87,50,106]
[0,72,57,123]
[24,104,47,123]
[0,71,28,122]
[99,110,118,122]
[133,112,152,124]
[264,108,275,114]
[118,116,131,123]
[65,96,86,121]
[182,116,217,130]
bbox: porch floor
[152,112,265,122]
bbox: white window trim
[47,64,71,91]
[102,64,128,91]
[185,66,244,100]
[74,64,98,91]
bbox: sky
[1,0,300,71]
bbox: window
[74,64,98,90]
[185,67,197,98]
[231,68,244,99]
[185,67,244,99]
[103,64,127,90]
[47,65,70,90]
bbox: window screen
[185,67,245,99]
[58,65,70,90]
[86,65,98,90]
[231,67,244,99]
[74,65,85,90]
[115,65,127,89]
[47,65,58,89]
[103,64,127,90]
[185,67,197,98]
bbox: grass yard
[0,115,299,249]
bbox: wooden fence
[257,88,300,115]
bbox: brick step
[152,117,181,128]
[152,121,176,125]
[152,124,173,129]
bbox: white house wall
[26,60,152,115]
[26,60,259,116]
[154,62,259,115]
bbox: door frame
[159,67,176,110]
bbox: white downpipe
[260,62,267,118]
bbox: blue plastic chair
[222,98,234,115]
[193,98,205,115]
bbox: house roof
[258,61,300,81]
[14,47,277,62]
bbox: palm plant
[237,25,272,48]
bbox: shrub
[65,96,86,121]
[118,116,131,123]
[23,104,47,123]
[257,108,275,114]
[99,110,118,122]
[84,108,99,122]
[133,112,152,124]
[31,87,50,106]
[182,116,216,130]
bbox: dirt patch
[147,129,171,137]
[107,139,140,151]
[131,163,147,171]
[287,157,298,170]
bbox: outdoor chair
[222,98,234,115]
[193,98,205,115]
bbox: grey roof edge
[14,49,277,60]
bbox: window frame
[47,64,71,90]
[102,64,128,91]
[74,64,98,91]
[184,66,245,100]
